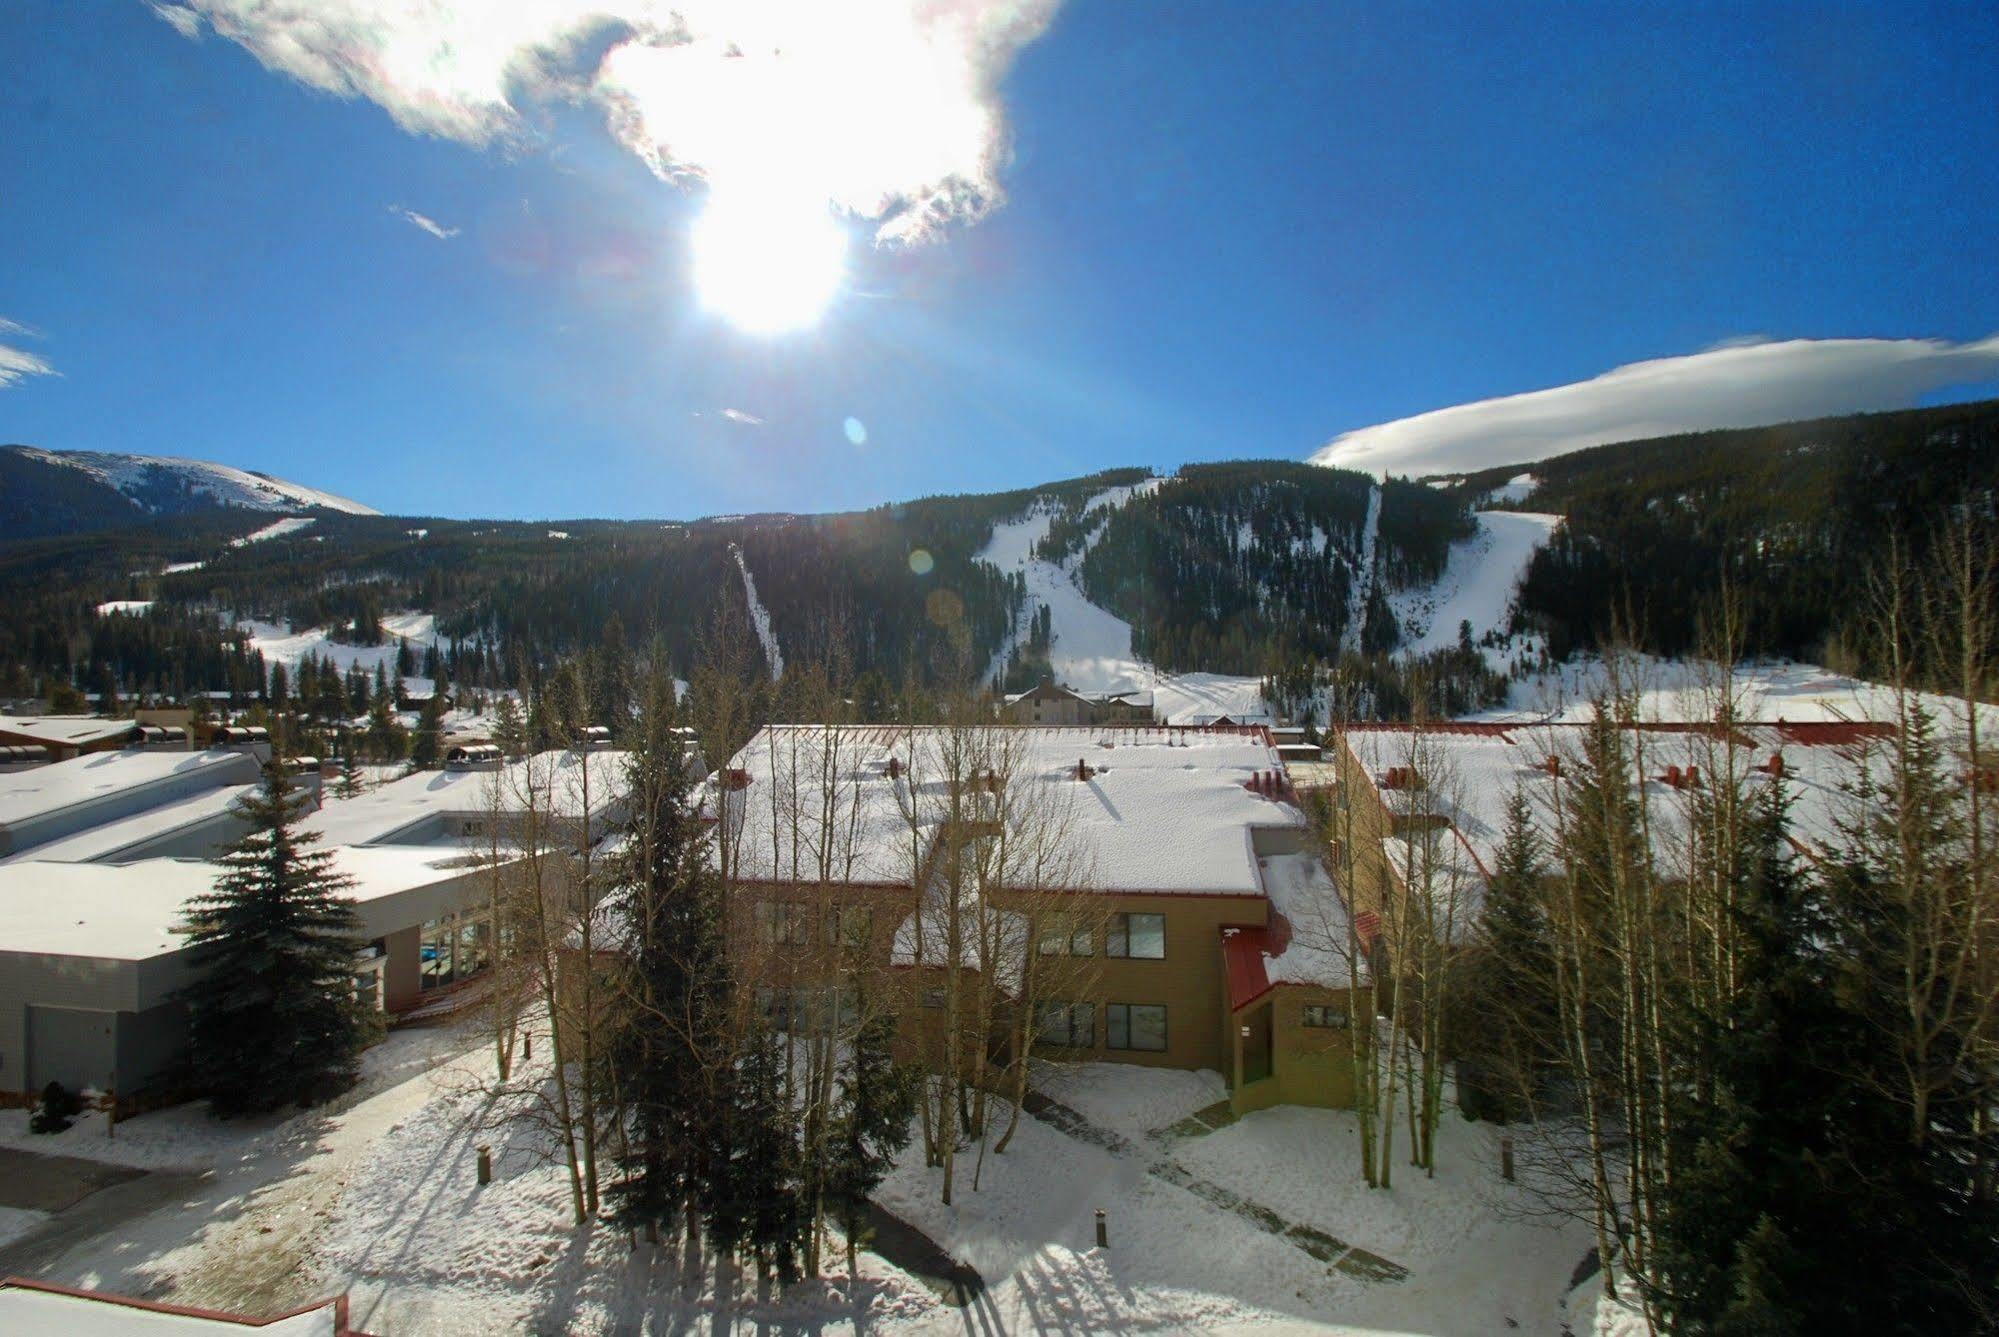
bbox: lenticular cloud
[156,1,1059,245]
[1311,335,1999,479]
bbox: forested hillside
[1076,462,1471,672]
[1459,398,1999,664]
[2,399,1994,712]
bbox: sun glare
[691,191,847,335]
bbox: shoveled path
[1020,1089,1409,1283]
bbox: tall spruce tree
[826,1003,919,1277]
[181,759,371,1116]
[1652,782,1845,1332]
[715,1024,806,1286]
[1463,783,1551,1120]
[606,677,730,1234]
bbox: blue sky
[3,1,1996,520]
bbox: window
[922,988,946,1009]
[825,905,873,951]
[1106,1003,1168,1051]
[1106,912,1165,959]
[1036,1000,1094,1048]
[1303,1004,1349,1029]
[351,952,386,1012]
[421,911,493,992]
[462,819,486,837]
[755,900,812,947]
[1037,913,1093,957]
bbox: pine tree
[606,677,730,1234]
[715,1025,805,1286]
[1463,783,1551,1120]
[492,694,528,758]
[411,693,445,769]
[337,747,364,799]
[181,761,372,1116]
[826,1004,919,1276]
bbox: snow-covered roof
[0,746,257,828]
[0,846,486,961]
[720,725,1300,894]
[0,714,138,748]
[301,749,629,845]
[0,1280,345,1335]
[1339,722,1894,874]
[1256,849,1358,990]
[0,782,257,865]
[889,871,1029,991]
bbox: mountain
[0,398,1993,717]
[0,445,376,539]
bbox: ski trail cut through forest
[1343,483,1381,654]
[732,544,784,680]
[975,480,1160,695]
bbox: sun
[691,190,847,334]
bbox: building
[0,745,269,859]
[999,678,1158,727]
[0,714,141,761]
[0,1278,369,1334]
[0,743,630,1106]
[714,724,1367,1114]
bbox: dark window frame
[1106,911,1166,960]
[1105,1002,1168,1052]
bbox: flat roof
[0,1280,343,1334]
[722,725,1300,895]
[0,714,138,747]
[0,846,487,961]
[0,782,256,865]
[0,747,256,829]
[301,749,629,845]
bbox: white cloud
[720,408,765,426]
[166,1,1058,246]
[149,2,203,39]
[1312,335,1999,479]
[389,204,461,240]
[0,317,56,389]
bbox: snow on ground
[1028,1060,1224,1137]
[879,1064,1592,1335]
[1342,484,1381,655]
[1390,510,1561,656]
[732,545,784,680]
[230,516,316,547]
[236,609,439,691]
[1473,654,1999,733]
[977,484,1161,696]
[6,1035,1598,1335]
[162,559,206,574]
[1487,472,1538,505]
[95,599,154,616]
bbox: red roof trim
[0,1278,370,1334]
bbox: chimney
[886,756,901,780]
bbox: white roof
[0,714,137,747]
[1341,723,1889,875]
[301,749,629,845]
[0,782,257,865]
[1257,849,1357,988]
[721,726,1298,894]
[0,1282,339,1335]
[0,747,255,828]
[0,846,484,961]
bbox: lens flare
[908,548,934,575]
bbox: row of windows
[1037,911,1166,960]
[420,910,493,992]
[758,983,862,1033]
[753,902,874,950]
[1036,1000,1169,1052]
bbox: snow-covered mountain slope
[731,544,784,680]
[1390,510,1562,654]
[3,444,376,531]
[977,481,1161,696]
